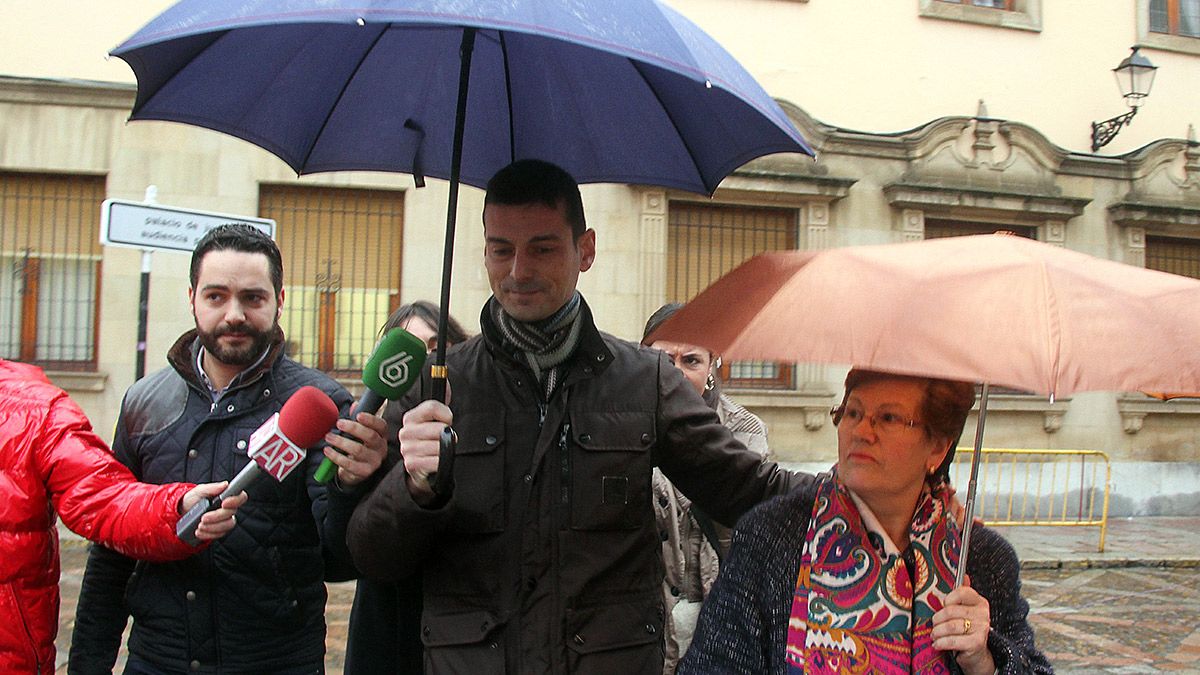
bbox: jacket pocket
[565,597,664,674]
[446,410,506,533]
[570,411,655,531]
[421,609,505,674]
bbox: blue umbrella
[113,0,815,400]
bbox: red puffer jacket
[0,359,198,674]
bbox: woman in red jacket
[0,358,244,674]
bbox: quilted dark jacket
[68,329,358,674]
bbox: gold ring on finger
[962,618,972,634]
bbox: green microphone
[314,327,428,483]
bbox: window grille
[0,172,104,371]
[1150,0,1200,37]
[1145,235,1200,279]
[259,185,404,374]
[667,201,797,390]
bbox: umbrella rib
[499,31,515,166]
[296,25,390,173]
[629,60,707,193]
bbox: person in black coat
[344,301,470,675]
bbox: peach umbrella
[651,233,1200,584]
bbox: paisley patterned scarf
[785,469,961,674]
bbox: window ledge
[45,370,108,393]
[726,389,837,431]
[918,0,1043,32]
[977,393,1071,433]
[1117,394,1200,434]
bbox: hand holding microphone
[314,327,428,485]
[176,386,340,545]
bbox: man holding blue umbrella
[348,159,811,674]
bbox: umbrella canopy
[653,232,1200,585]
[111,0,814,195]
[652,233,1200,400]
[114,0,815,406]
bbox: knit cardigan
[678,481,1053,674]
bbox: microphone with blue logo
[314,327,428,484]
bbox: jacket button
[523,474,533,483]
[490,642,499,649]
[188,449,198,459]
[583,366,592,374]
[595,354,605,362]
[645,624,657,635]
[236,440,247,450]
[263,388,271,397]
[580,433,592,443]
[226,404,235,412]
[573,634,585,645]
[190,660,201,671]
[641,433,652,445]
[485,435,497,445]
[186,591,196,601]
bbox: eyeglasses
[830,405,925,436]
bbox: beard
[195,320,276,367]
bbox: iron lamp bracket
[1091,108,1138,153]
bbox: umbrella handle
[954,382,989,588]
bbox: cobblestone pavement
[54,517,1200,673]
[1023,567,1200,674]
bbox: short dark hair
[381,300,470,346]
[190,224,283,295]
[484,159,586,239]
[838,368,976,481]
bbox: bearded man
[69,224,388,674]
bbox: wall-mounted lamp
[1091,46,1157,152]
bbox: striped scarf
[488,292,583,401]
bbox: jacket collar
[167,326,286,394]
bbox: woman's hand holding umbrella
[932,576,995,674]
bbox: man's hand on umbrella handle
[399,399,454,506]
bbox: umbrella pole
[954,382,989,589]
[430,27,477,404]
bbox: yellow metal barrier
[949,448,1111,552]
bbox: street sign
[100,199,276,253]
